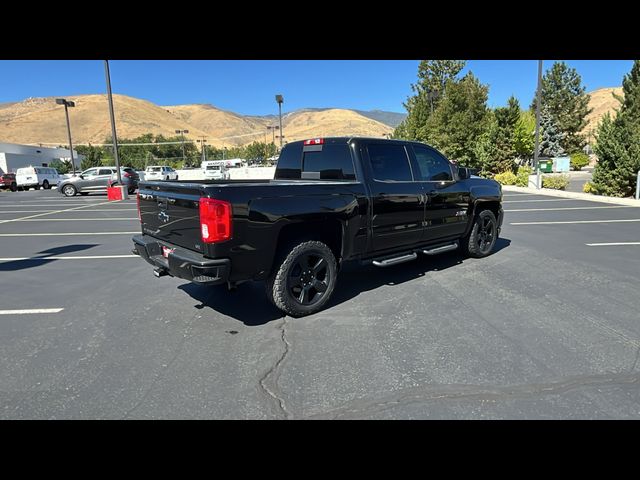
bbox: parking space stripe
[511,219,640,225]
[503,199,576,203]
[0,308,64,315]
[0,232,139,237]
[505,206,636,212]
[13,218,136,221]
[0,208,136,213]
[0,255,137,261]
[0,200,119,225]
[585,242,640,247]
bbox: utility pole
[534,60,543,190]
[104,60,122,186]
[197,137,207,163]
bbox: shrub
[542,174,570,190]
[583,181,598,194]
[515,165,532,187]
[494,171,517,185]
[570,152,590,171]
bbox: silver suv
[58,167,139,197]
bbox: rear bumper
[132,234,230,285]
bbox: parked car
[133,137,503,317]
[15,166,61,190]
[203,164,230,180]
[144,166,178,181]
[0,172,17,192]
[58,166,137,197]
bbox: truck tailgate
[138,182,206,253]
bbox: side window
[83,168,98,177]
[98,168,113,176]
[367,144,413,182]
[302,144,356,180]
[274,142,304,179]
[412,146,453,182]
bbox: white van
[202,161,230,180]
[16,167,61,190]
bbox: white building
[0,142,83,174]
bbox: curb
[502,185,640,207]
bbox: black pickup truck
[133,137,503,316]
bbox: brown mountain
[584,87,623,141]
[0,94,393,147]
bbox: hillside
[584,87,623,139]
[0,94,394,147]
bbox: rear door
[95,168,115,189]
[410,144,469,241]
[363,142,425,252]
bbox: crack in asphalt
[120,290,216,419]
[258,317,293,419]
[308,371,640,419]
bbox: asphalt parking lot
[1,188,640,419]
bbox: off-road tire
[461,209,498,258]
[266,240,338,317]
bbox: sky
[0,60,634,116]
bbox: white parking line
[0,232,139,237]
[0,255,138,261]
[503,199,577,203]
[505,206,636,212]
[503,194,547,198]
[0,209,136,213]
[0,203,103,207]
[13,218,136,222]
[0,308,64,315]
[511,219,640,225]
[585,242,640,247]
[0,200,118,225]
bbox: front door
[410,145,469,241]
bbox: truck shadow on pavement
[179,238,511,327]
[0,244,97,272]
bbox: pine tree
[394,60,466,140]
[531,61,591,153]
[539,108,566,157]
[474,96,521,174]
[592,60,640,197]
[421,72,490,167]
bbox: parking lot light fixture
[55,98,77,176]
[275,94,284,149]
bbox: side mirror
[458,167,471,180]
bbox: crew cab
[132,137,503,317]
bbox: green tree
[513,110,536,159]
[420,72,490,167]
[539,108,565,157]
[49,159,72,175]
[394,60,466,140]
[77,144,104,170]
[474,96,521,175]
[592,60,640,197]
[531,61,591,153]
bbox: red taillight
[136,192,142,222]
[199,198,232,243]
[124,172,132,178]
[303,138,324,145]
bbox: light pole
[533,60,543,190]
[55,98,77,176]
[275,94,284,149]
[104,60,122,186]
[197,137,207,163]
[175,129,189,165]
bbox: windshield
[206,166,220,171]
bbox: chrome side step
[422,243,458,255]
[372,252,417,267]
